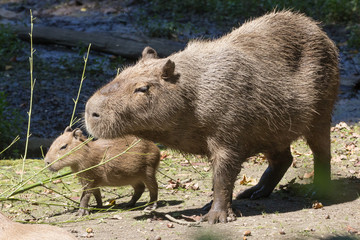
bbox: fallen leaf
[346,226,358,234]
[303,171,314,179]
[312,201,323,209]
[160,153,168,160]
[243,230,251,236]
[240,175,252,185]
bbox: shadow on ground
[134,177,360,220]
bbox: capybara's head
[85,47,186,139]
[44,127,87,171]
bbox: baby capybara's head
[85,47,184,139]
[44,127,87,171]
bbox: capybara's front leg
[202,150,240,224]
[202,172,237,223]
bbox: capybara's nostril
[92,112,100,118]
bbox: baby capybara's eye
[60,144,67,150]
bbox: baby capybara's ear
[64,126,73,133]
[73,128,84,140]
[142,46,158,59]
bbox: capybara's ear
[161,59,175,80]
[73,128,83,140]
[64,126,73,133]
[142,46,158,59]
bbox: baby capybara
[44,127,160,215]
[85,11,339,223]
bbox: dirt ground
[1,123,359,240]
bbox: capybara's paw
[201,208,236,224]
[76,209,89,216]
[143,202,157,213]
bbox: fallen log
[13,25,185,59]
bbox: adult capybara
[0,212,76,240]
[44,127,160,215]
[85,11,339,223]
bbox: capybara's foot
[236,184,272,200]
[201,207,236,224]
[76,209,90,216]
[143,202,157,213]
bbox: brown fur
[85,11,339,223]
[44,127,160,215]
[0,212,76,240]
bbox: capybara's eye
[60,144,68,150]
[134,85,149,93]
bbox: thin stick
[2,138,92,198]
[69,43,91,127]
[21,9,36,182]
[0,135,20,155]
[41,184,79,205]
[181,153,207,179]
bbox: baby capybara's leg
[76,190,92,216]
[237,147,293,199]
[143,176,158,211]
[124,182,145,208]
[93,188,102,207]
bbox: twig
[181,153,207,179]
[21,9,36,182]
[150,211,201,226]
[0,135,20,155]
[69,43,91,127]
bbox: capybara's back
[85,11,339,223]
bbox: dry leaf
[303,171,314,179]
[346,226,358,234]
[240,175,251,185]
[243,230,251,236]
[160,153,168,160]
[312,201,323,209]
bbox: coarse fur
[44,127,160,215]
[85,11,339,223]
[0,212,76,240]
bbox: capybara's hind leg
[124,182,145,208]
[236,147,293,199]
[305,121,331,193]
